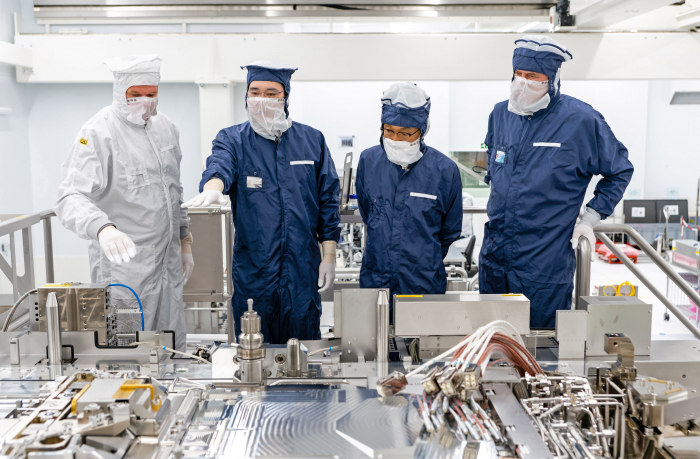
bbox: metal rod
[267,378,349,386]
[42,217,55,284]
[185,307,227,311]
[376,290,389,363]
[574,236,591,310]
[462,206,487,214]
[9,232,17,302]
[0,210,56,238]
[225,210,235,344]
[287,338,301,377]
[595,227,700,339]
[46,292,63,366]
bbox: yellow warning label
[112,379,142,400]
[79,138,88,145]
[396,295,423,298]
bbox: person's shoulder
[489,99,515,123]
[76,106,116,142]
[80,106,113,131]
[493,99,509,113]
[558,94,601,120]
[425,147,459,174]
[218,121,252,141]
[358,145,384,163]
[290,121,325,139]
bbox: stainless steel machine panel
[224,387,421,458]
[556,310,587,359]
[394,293,531,336]
[33,284,111,345]
[184,211,226,302]
[340,288,388,363]
[579,296,652,356]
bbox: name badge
[495,150,506,163]
[247,176,262,189]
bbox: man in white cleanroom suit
[55,54,192,351]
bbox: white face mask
[126,96,158,125]
[246,97,292,140]
[508,76,550,116]
[383,137,423,167]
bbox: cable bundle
[406,320,542,379]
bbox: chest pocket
[367,197,385,229]
[538,142,575,169]
[290,160,315,184]
[244,169,265,193]
[125,165,150,190]
[490,145,508,169]
[409,192,439,223]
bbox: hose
[2,289,37,332]
[307,345,342,357]
[131,341,211,364]
[108,284,144,331]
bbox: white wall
[645,80,700,206]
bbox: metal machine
[3,211,700,457]
[31,284,117,346]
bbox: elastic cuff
[321,240,336,264]
[181,232,193,254]
[87,217,114,240]
[180,226,190,240]
[580,207,601,228]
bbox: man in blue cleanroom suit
[479,36,634,328]
[356,82,463,301]
[182,61,341,343]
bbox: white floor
[590,254,699,341]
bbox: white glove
[571,207,601,250]
[98,226,137,264]
[318,262,335,293]
[181,190,228,208]
[182,253,194,285]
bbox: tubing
[108,284,144,331]
[2,289,37,332]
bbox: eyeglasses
[382,127,420,141]
[247,89,284,98]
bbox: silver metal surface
[42,218,54,285]
[10,331,25,365]
[237,299,265,384]
[183,208,233,303]
[579,296,652,356]
[33,4,550,20]
[376,291,389,364]
[286,338,301,377]
[333,289,342,337]
[340,289,388,363]
[34,284,112,345]
[484,383,554,459]
[0,330,175,368]
[394,293,530,337]
[46,293,62,367]
[0,211,54,304]
[595,225,700,339]
[574,235,591,310]
[224,387,422,458]
[555,310,587,359]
